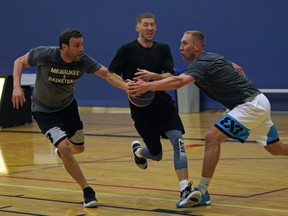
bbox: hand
[127,79,151,97]
[12,86,25,109]
[134,68,154,81]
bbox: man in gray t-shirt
[127,30,288,207]
[12,28,108,208]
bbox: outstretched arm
[94,65,109,80]
[128,73,195,97]
[106,71,128,91]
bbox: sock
[135,148,142,158]
[179,179,189,191]
[83,186,94,195]
[197,177,211,194]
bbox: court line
[213,203,288,213]
[0,130,257,143]
[0,191,195,215]
[0,184,287,214]
[0,209,47,216]
[1,175,288,200]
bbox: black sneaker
[176,182,201,208]
[131,141,148,169]
[83,187,98,208]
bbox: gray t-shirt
[184,52,260,109]
[28,46,101,112]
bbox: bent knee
[57,140,85,155]
[152,152,162,161]
[73,144,85,154]
[205,126,229,144]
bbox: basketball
[128,91,155,107]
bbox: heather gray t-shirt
[28,46,101,112]
[184,52,260,109]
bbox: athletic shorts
[32,99,84,147]
[130,92,184,155]
[215,93,279,146]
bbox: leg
[131,139,162,169]
[201,126,229,178]
[193,126,229,207]
[133,116,163,161]
[165,130,201,207]
[56,138,97,208]
[57,138,88,189]
[264,140,288,155]
[165,130,188,182]
[33,101,97,207]
[131,115,162,169]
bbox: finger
[20,97,24,107]
[14,97,19,109]
[12,98,16,109]
[128,90,139,97]
[133,77,141,81]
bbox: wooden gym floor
[0,107,287,216]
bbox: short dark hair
[136,12,155,23]
[59,28,82,49]
[185,30,205,48]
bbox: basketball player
[12,28,109,208]
[127,30,288,207]
[106,12,202,207]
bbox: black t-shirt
[109,40,175,80]
[109,40,184,136]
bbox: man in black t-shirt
[107,13,201,207]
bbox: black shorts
[32,99,84,146]
[130,92,185,155]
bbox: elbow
[175,81,185,89]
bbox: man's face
[180,33,197,62]
[63,37,84,61]
[136,18,156,42]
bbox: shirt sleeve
[27,46,49,67]
[83,54,102,74]
[108,44,129,76]
[184,61,206,82]
[160,44,175,75]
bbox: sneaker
[176,182,202,208]
[131,141,148,169]
[83,188,98,208]
[54,148,61,159]
[193,188,211,207]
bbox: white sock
[197,177,211,194]
[135,148,142,158]
[179,179,189,191]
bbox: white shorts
[215,93,279,146]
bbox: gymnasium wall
[1,0,287,111]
